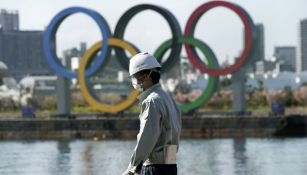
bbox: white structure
[0,61,21,106]
[246,71,307,90]
[19,75,56,93]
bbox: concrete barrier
[0,114,306,140]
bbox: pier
[0,114,306,140]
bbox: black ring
[113,4,182,73]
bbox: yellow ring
[78,38,139,113]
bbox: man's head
[129,52,161,91]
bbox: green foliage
[0,99,18,111]
[202,90,232,110]
[40,96,56,110]
[257,79,264,91]
[281,86,297,107]
[247,89,268,108]
[301,82,307,87]
[72,106,99,113]
[71,92,87,107]
[1,82,306,115]
[221,78,232,87]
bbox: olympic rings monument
[43,1,258,116]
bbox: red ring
[184,1,254,75]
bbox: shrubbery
[199,84,307,111]
[2,84,307,114]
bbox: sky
[0,0,306,64]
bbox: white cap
[129,52,161,76]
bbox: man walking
[122,52,182,175]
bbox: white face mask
[131,77,144,92]
[131,70,153,92]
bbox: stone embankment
[0,114,306,140]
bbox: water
[0,138,307,175]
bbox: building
[245,23,265,72]
[255,60,276,74]
[296,19,307,73]
[0,9,19,31]
[255,24,265,62]
[0,30,53,80]
[274,46,296,72]
[0,9,53,80]
[252,24,273,75]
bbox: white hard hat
[129,52,161,76]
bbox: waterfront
[0,138,306,175]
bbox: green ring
[154,36,219,112]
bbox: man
[122,52,182,175]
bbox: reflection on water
[56,141,71,175]
[0,138,307,175]
[233,139,248,175]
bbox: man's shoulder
[141,84,168,105]
[143,91,161,104]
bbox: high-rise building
[0,9,19,31]
[247,23,265,72]
[0,9,53,80]
[296,19,307,73]
[274,46,296,72]
[255,24,265,62]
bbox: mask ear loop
[138,70,152,90]
[132,69,155,90]
[145,70,153,80]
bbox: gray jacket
[126,84,182,173]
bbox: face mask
[131,77,144,92]
[131,70,153,92]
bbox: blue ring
[43,7,111,79]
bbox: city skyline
[0,0,306,64]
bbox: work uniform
[125,83,182,175]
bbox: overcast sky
[0,0,306,64]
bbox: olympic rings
[154,36,219,112]
[44,1,256,113]
[43,7,111,79]
[184,1,256,75]
[78,38,140,113]
[113,4,182,73]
